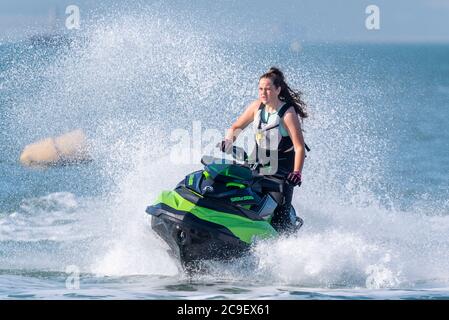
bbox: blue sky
[0,0,448,42]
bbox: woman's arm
[282,107,305,173]
[225,100,260,141]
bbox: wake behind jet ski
[146,146,303,271]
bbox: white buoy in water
[20,129,91,167]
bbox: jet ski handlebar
[227,146,262,172]
[227,147,292,189]
[229,146,249,163]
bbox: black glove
[286,171,302,187]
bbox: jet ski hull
[147,204,251,269]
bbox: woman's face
[258,77,281,105]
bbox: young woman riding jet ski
[220,67,308,232]
[146,67,309,270]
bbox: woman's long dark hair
[260,67,308,119]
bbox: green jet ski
[146,146,303,270]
